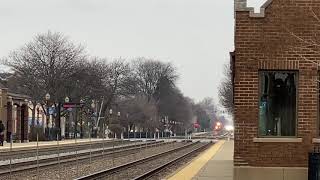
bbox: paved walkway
[168,140,234,180]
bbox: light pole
[91,100,95,138]
[117,111,121,139]
[64,97,70,138]
[45,93,51,140]
[126,113,130,139]
[73,99,82,139]
[64,97,70,103]
[108,109,112,138]
[80,99,84,139]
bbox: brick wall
[235,0,320,167]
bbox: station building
[234,0,320,179]
[0,88,30,142]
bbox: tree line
[1,31,221,139]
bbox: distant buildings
[0,88,30,142]
[0,71,50,142]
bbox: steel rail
[132,142,212,180]
[0,139,124,153]
[75,141,200,180]
[0,139,129,163]
[0,140,168,176]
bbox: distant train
[214,121,223,131]
[212,121,223,136]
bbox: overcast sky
[0,0,266,103]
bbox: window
[259,71,297,136]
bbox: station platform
[168,140,234,180]
[0,138,109,151]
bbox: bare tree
[118,95,158,134]
[192,104,210,130]
[91,58,136,127]
[219,63,234,114]
[132,58,178,101]
[199,97,217,117]
[66,60,105,101]
[198,97,218,127]
[102,58,135,104]
[2,31,86,137]
[1,31,208,139]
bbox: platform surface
[168,140,234,180]
[0,138,108,150]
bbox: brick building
[0,88,30,142]
[234,0,320,179]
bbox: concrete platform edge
[167,140,226,180]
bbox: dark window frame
[258,70,298,138]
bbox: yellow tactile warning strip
[167,140,225,180]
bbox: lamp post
[117,111,121,139]
[56,100,62,141]
[91,100,95,138]
[65,97,70,103]
[126,113,129,139]
[74,105,77,139]
[64,97,70,138]
[44,93,50,140]
[80,99,84,139]
[108,109,112,138]
[45,93,51,140]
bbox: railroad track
[0,139,131,161]
[0,140,168,176]
[76,141,212,180]
[133,142,211,180]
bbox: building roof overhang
[7,92,30,101]
[0,88,30,103]
[235,0,272,18]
